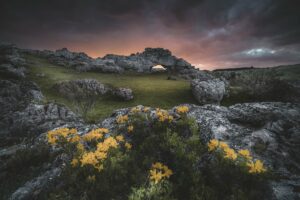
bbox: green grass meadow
[25,55,197,121]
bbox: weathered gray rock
[0,44,27,78]
[10,167,62,200]
[53,79,109,98]
[53,79,134,101]
[186,102,300,200]
[0,80,44,114]
[113,88,133,101]
[0,80,82,136]
[191,78,226,104]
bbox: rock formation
[112,87,134,101]
[0,79,82,136]
[25,47,213,80]
[53,79,134,101]
[0,44,27,78]
[191,78,226,104]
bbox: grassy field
[25,55,197,122]
[274,64,300,80]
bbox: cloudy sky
[1,0,300,69]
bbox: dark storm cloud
[0,0,300,69]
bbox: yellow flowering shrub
[208,139,219,151]
[83,129,104,141]
[47,126,132,173]
[207,139,267,174]
[149,162,173,184]
[47,127,77,145]
[156,109,174,122]
[125,142,132,150]
[45,107,269,199]
[116,135,125,142]
[127,125,134,133]
[131,106,141,113]
[87,175,96,182]
[247,160,267,173]
[143,107,150,112]
[223,147,237,160]
[176,106,189,114]
[238,149,252,160]
[116,115,129,124]
[71,158,79,167]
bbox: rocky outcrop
[191,78,226,105]
[0,44,27,78]
[53,79,109,97]
[112,88,134,101]
[25,47,213,80]
[53,79,134,101]
[103,48,193,72]
[10,167,62,200]
[0,80,44,114]
[5,103,300,199]
[187,102,300,200]
[0,80,82,136]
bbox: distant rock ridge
[24,46,213,80]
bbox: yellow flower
[176,106,189,114]
[219,141,229,150]
[47,127,79,145]
[223,147,237,160]
[156,110,172,122]
[143,107,150,112]
[76,143,85,152]
[127,125,134,133]
[80,152,98,166]
[247,160,266,173]
[238,149,252,160]
[87,175,96,182]
[98,128,109,134]
[149,162,173,184]
[94,151,107,160]
[69,128,77,134]
[103,137,118,148]
[69,135,81,143]
[168,115,173,122]
[150,170,163,184]
[116,135,125,142]
[95,164,104,172]
[116,115,129,124]
[71,158,79,167]
[47,131,57,145]
[83,130,103,141]
[125,142,132,150]
[152,162,164,169]
[164,168,173,178]
[96,136,118,152]
[131,107,141,113]
[208,139,219,151]
[97,142,110,152]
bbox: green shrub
[43,106,270,200]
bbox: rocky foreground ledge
[3,101,299,199]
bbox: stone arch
[150,64,167,72]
